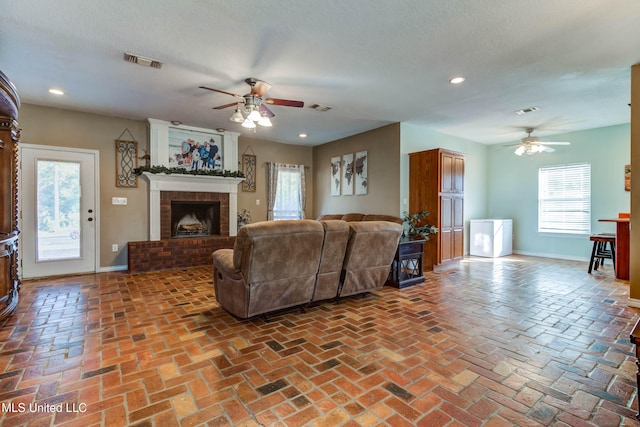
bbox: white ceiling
[2,0,639,146]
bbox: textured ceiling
[2,0,639,146]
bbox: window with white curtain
[273,165,304,220]
[538,163,591,234]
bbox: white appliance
[470,219,513,258]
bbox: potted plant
[237,209,252,230]
[402,210,438,240]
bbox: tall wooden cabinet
[409,148,464,271]
[0,70,21,322]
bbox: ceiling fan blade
[251,80,272,97]
[200,85,243,99]
[542,146,556,153]
[259,104,275,118]
[539,141,570,145]
[265,98,304,108]
[212,102,240,110]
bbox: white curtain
[267,163,306,220]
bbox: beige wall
[236,136,314,223]
[17,104,149,269]
[17,105,315,269]
[313,123,401,218]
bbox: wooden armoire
[409,148,464,271]
[0,70,21,322]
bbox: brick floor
[0,255,637,426]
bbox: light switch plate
[112,197,127,205]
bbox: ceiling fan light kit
[229,108,244,123]
[202,78,304,131]
[514,144,547,156]
[258,113,272,127]
[241,118,256,129]
[247,109,262,122]
[511,127,570,156]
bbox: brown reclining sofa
[212,218,402,319]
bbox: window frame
[538,163,591,235]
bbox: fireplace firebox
[171,201,220,238]
[159,190,231,240]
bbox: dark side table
[630,318,640,419]
[386,238,425,288]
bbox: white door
[20,144,99,278]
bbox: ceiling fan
[200,78,304,129]
[509,128,570,156]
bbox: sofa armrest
[212,249,241,279]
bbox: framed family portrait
[167,127,223,171]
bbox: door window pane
[36,160,81,260]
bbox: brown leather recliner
[338,221,403,298]
[212,220,325,318]
[311,220,350,302]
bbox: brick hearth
[128,236,235,273]
[129,190,234,273]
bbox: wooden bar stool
[588,234,615,273]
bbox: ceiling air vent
[309,104,332,112]
[124,52,163,69]
[514,106,540,115]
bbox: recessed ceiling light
[48,88,64,95]
[299,133,308,138]
[449,77,465,84]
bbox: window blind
[538,163,591,234]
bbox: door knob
[88,218,93,222]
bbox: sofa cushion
[312,220,350,302]
[339,221,402,297]
[316,214,343,221]
[317,213,403,225]
[362,214,403,225]
[340,213,365,222]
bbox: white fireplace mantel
[142,172,244,240]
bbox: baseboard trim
[628,298,640,309]
[98,265,128,273]
[512,250,589,263]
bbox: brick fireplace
[161,191,227,239]
[128,173,244,273]
[142,173,244,240]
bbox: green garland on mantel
[134,165,245,178]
